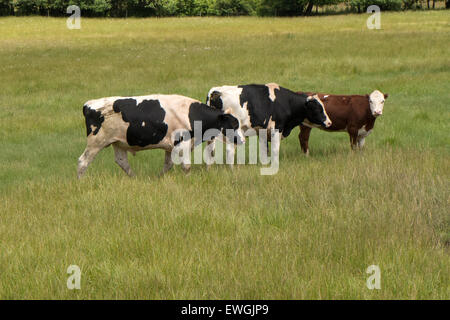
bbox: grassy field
[0,12,449,299]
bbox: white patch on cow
[241,102,252,130]
[358,137,366,148]
[357,125,372,149]
[324,95,329,99]
[301,120,321,129]
[311,95,332,128]
[357,125,372,148]
[369,90,385,117]
[207,85,248,129]
[84,97,122,111]
[266,116,276,130]
[265,83,280,102]
[142,121,145,127]
[358,125,372,137]
[154,94,197,143]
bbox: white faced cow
[77,94,244,178]
[205,83,332,166]
[297,90,388,153]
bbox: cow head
[367,90,388,117]
[207,90,223,110]
[219,110,245,145]
[305,95,332,128]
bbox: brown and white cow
[296,90,388,154]
[77,94,244,178]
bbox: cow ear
[384,93,389,99]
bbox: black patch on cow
[188,102,220,135]
[305,99,327,127]
[188,102,233,145]
[173,130,192,146]
[220,113,239,132]
[113,98,168,147]
[209,91,223,110]
[219,113,242,144]
[235,84,328,139]
[174,133,183,146]
[238,84,279,129]
[83,105,104,136]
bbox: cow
[205,83,332,165]
[77,94,244,178]
[296,90,388,154]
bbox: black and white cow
[77,94,244,178]
[205,83,332,165]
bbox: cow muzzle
[324,119,332,128]
[373,111,382,117]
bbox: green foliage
[13,0,39,15]
[4,0,442,16]
[258,0,306,16]
[0,0,12,16]
[214,0,258,15]
[347,0,402,12]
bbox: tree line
[0,0,448,17]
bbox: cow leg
[160,150,174,175]
[299,125,312,155]
[181,163,191,174]
[181,140,192,174]
[113,143,135,177]
[204,139,216,169]
[225,142,236,168]
[348,130,358,150]
[357,128,371,150]
[172,139,191,174]
[77,145,103,179]
[357,136,366,149]
[270,129,281,166]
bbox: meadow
[0,12,449,299]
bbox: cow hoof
[182,166,191,175]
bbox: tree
[0,0,13,15]
[215,0,256,15]
[13,0,40,15]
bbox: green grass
[0,12,449,299]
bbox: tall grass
[0,12,449,299]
